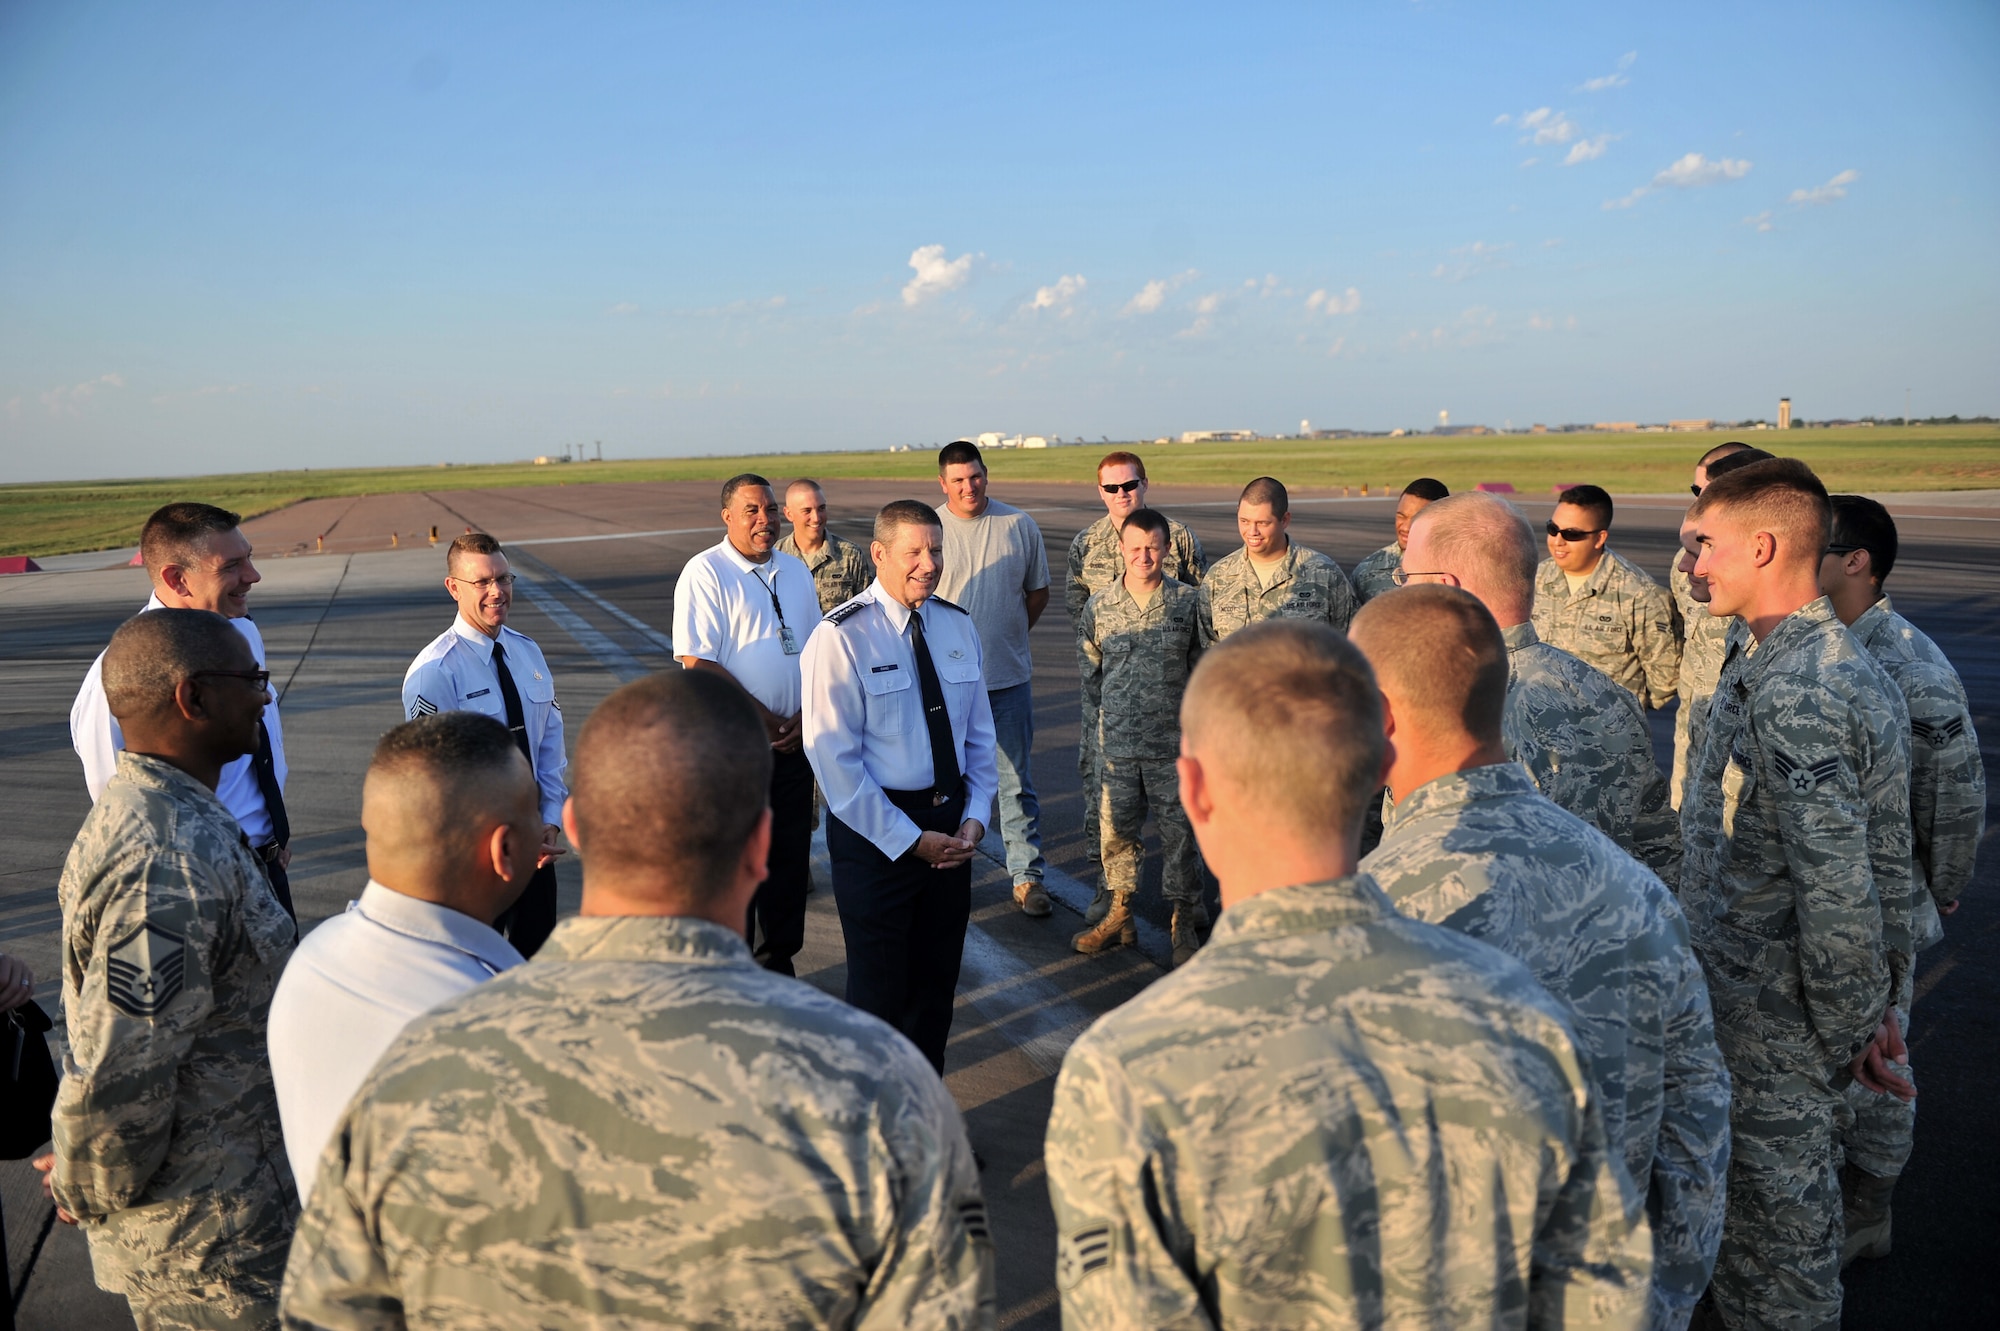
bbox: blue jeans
[987,682,1047,885]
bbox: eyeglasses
[1545,522,1604,542]
[192,669,271,691]
[1389,568,1447,586]
[1825,543,1863,556]
[1100,479,1143,494]
[454,574,517,590]
[1689,484,1703,498]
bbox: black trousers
[751,748,815,976]
[495,861,560,959]
[826,793,971,1074]
[258,852,296,925]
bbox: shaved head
[786,478,824,501]
[571,670,773,902]
[1404,492,1538,625]
[102,609,248,720]
[1349,587,1508,749]
[1182,620,1384,841]
[363,713,540,899]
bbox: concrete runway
[3,474,1996,1328]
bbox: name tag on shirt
[466,688,491,699]
[780,625,800,655]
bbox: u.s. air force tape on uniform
[1057,1222,1113,1290]
[105,922,187,1017]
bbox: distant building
[1434,425,1493,437]
[1669,419,1715,432]
[1530,424,1548,434]
[1179,430,1259,443]
[1593,422,1640,433]
[976,432,1005,449]
[532,455,571,465]
[1778,397,1793,430]
[1022,436,1049,449]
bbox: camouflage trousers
[1840,961,1917,1178]
[125,1267,282,1331]
[1079,715,1103,866]
[1671,686,1712,812]
[1098,754,1202,907]
[1708,1014,1846,1331]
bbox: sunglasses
[193,669,272,691]
[1689,483,1703,498]
[1825,543,1863,556]
[1100,479,1143,494]
[1545,522,1603,542]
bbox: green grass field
[5,424,1997,558]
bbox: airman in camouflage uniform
[779,528,876,613]
[1669,558,1732,810]
[1199,541,1358,641]
[1350,541,1403,601]
[1045,872,1653,1330]
[1075,572,1209,961]
[1364,763,1730,1331]
[52,752,299,1330]
[1681,601,1912,1330]
[281,914,996,1329]
[1534,549,1682,709]
[1504,622,1683,886]
[1068,510,1204,916]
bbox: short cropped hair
[1698,440,1750,468]
[1829,494,1899,583]
[1404,477,1450,502]
[1097,451,1147,481]
[1120,508,1170,543]
[368,713,534,864]
[720,473,774,509]
[1349,587,1508,748]
[140,503,241,579]
[570,671,773,900]
[1182,621,1384,841]
[938,440,985,472]
[102,609,245,719]
[786,477,824,499]
[446,531,504,576]
[874,499,943,546]
[1414,493,1538,596]
[1556,484,1614,530]
[1239,476,1289,516]
[1688,457,1831,556]
[1704,446,1775,482]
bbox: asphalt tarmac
[2,474,1995,1329]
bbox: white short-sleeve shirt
[672,539,822,718]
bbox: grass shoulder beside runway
[6,423,1998,557]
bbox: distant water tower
[1439,409,1450,429]
[1778,397,1792,429]
[1300,418,1312,436]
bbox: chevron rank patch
[1773,748,1840,795]
[1057,1221,1113,1290]
[1911,716,1967,749]
[410,694,439,718]
[105,922,187,1018]
[957,1198,990,1246]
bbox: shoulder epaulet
[826,599,869,625]
[929,596,969,615]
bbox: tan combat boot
[1072,893,1135,954]
[1841,1163,1897,1266]
[1083,882,1112,925]
[1169,904,1205,968]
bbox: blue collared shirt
[267,881,523,1202]
[403,616,568,826]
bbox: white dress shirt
[801,582,998,860]
[70,593,287,844]
[267,880,524,1202]
[672,539,822,718]
[403,617,568,826]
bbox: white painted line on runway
[511,551,677,654]
[956,928,1099,1079]
[507,525,720,547]
[513,571,653,682]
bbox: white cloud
[901,244,975,306]
[1605,153,1752,208]
[1432,241,1513,282]
[606,301,640,315]
[1326,336,1347,359]
[1306,286,1362,316]
[1789,168,1859,206]
[1517,107,1578,146]
[1400,306,1502,352]
[1521,156,1539,168]
[1578,51,1637,92]
[1027,273,1086,315]
[1564,134,1612,165]
[1743,211,1775,232]
[40,372,125,416]
[1122,269,1198,315]
[1177,291,1224,338]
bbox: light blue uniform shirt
[267,881,524,1202]
[403,616,568,826]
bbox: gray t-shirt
[934,498,1051,691]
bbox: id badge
[779,625,800,655]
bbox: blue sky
[2,1,1995,481]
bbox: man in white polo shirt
[673,473,824,975]
[267,711,540,1202]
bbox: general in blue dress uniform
[802,501,999,1072]
[402,533,569,956]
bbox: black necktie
[491,640,535,772]
[251,720,290,849]
[907,608,960,797]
